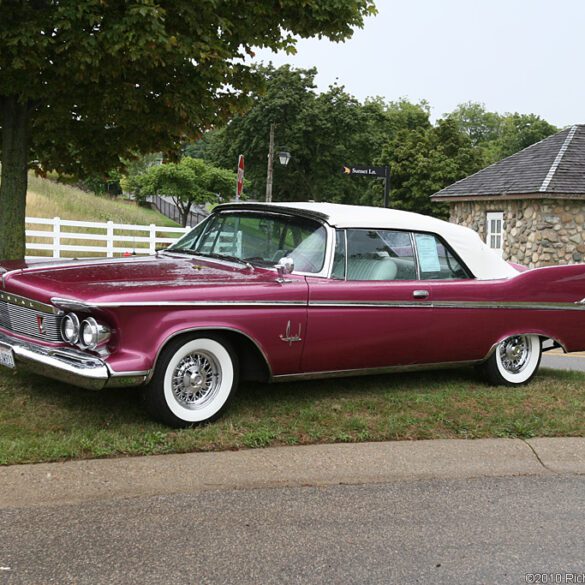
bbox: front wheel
[479,334,542,386]
[143,335,238,428]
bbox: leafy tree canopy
[380,118,484,218]
[123,157,237,226]
[0,0,376,259]
[446,102,558,164]
[204,64,431,205]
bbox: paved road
[542,350,585,372]
[1,438,585,585]
[2,474,585,585]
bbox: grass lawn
[26,174,178,227]
[1,366,584,465]
[25,174,184,258]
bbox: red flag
[236,155,245,200]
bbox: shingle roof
[431,125,585,200]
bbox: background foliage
[179,65,558,218]
[0,0,376,259]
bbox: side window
[345,229,417,281]
[486,211,504,256]
[414,233,470,280]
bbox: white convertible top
[220,202,519,280]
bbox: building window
[486,211,504,256]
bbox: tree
[495,113,558,159]
[447,102,502,147]
[0,0,376,260]
[446,104,557,165]
[381,118,484,218]
[124,157,237,227]
[203,64,431,205]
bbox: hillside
[26,174,178,227]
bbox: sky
[252,0,585,128]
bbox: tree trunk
[0,96,30,260]
[174,197,192,228]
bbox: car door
[402,232,491,364]
[301,228,434,374]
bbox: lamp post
[265,123,291,202]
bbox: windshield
[169,211,328,273]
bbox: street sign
[236,154,245,200]
[342,165,387,178]
[342,164,391,208]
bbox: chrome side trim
[1,291,57,314]
[86,300,307,309]
[51,298,585,311]
[434,300,585,311]
[108,368,151,377]
[433,300,585,311]
[51,297,98,312]
[273,359,481,382]
[311,300,433,309]
[105,368,149,388]
[309,300,585,311]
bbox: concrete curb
[3,437,585,509]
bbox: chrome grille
[0,294,62,342]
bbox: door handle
[412,289,429,299]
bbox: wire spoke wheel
[481,333,542,386]
[171,351,222,409]
[143,335,238,427]
[498,335,531,374]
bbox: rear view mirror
[275,256,294,276]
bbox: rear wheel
[143,335,238,428]
[480,334,542,386]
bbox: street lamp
[277,151,291,167]
[265,123,292,202]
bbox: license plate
[0,345,15,369]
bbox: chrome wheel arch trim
[145,326,273,384]
[483,332,566,361]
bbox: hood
[1,254,280,305]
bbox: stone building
[431,125,585,268]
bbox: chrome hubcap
[499,336,531,373]
[172,351,221,409]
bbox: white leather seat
[347,258,398,281]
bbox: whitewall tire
[480,334,542,386]
[143,335,238,428]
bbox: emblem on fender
[280,320,302,346]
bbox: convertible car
[1,202,584,427]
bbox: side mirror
[275,256,294,277]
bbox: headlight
[61,313,80,344]
[79,317,111,350]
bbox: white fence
[25,217,190,259]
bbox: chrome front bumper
[0,330,147,390]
